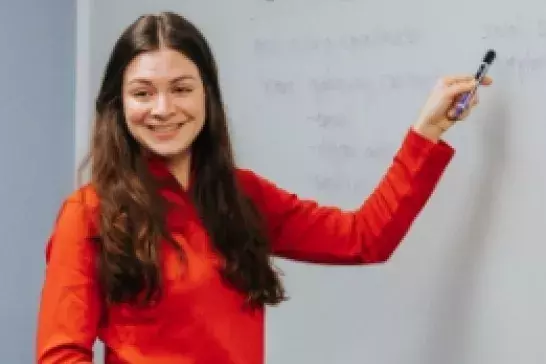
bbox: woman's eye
[173,87,192,94]
[133,90,150,97]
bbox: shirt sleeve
[36,194,101,363]
[238,128,455,264]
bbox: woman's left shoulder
[235,167,263,190]
[235,168,281,200]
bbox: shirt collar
[145,153,195,192]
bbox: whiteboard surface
[82,1,546,363]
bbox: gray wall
[0,1,76,362]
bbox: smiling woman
[35,11,490,364]
[123,49,206,179]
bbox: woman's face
[122,48,206,160]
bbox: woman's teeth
[147,123,182,132]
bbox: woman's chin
[146,144,190,160]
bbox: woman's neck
[166,151,192,189]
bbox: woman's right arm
[36,194,101,363]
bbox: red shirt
[36,129,454,363]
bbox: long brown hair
[81,12,285,308]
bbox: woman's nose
[151,93,175,120]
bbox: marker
[453,49,496,119]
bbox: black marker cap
[483,49,496,64]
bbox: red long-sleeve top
[36,128,454,363]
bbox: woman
[36,11,491,364]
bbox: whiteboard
[81,0,546,363]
